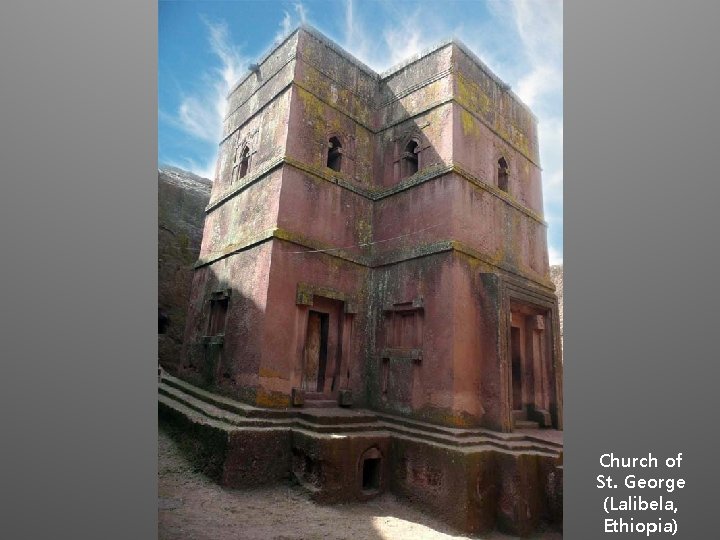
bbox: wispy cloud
[342,0,373,65]
[294,2,308,24]
[165,17,247,178]
[539,118,563,202]
[163,156,217,182]
[338,0,449,72]
[275,2,308,44]
[381,7,425,67]
[507,0,563,109]
[549,245,563,266]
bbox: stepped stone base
[159,374,562,536]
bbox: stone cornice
[376,67,453,108]
[453,99,540,168]
[224,56,296,124]
[194,227,278,268]
[290,78,539,165]
[220,81,295,146]
[205,155,285,213]
[194,227,554,291]
[206,155,547,227]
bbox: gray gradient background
[564,1,720,537]
[1,0,719,538]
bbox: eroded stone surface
[158,166,211,369]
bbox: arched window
[232,145,250,184]
[402,140,419,179]
[327,136,342,172]
[497,157,509,193]
[238,146,250,179]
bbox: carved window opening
[382,298,424,357]
[232,145,250,184]
[207,292,230,336]
[158,308,169,334]
[401,140,419,179]
[381,360,389,396]
[327,136,343,172]
[238,146,250,179]
[497,157,509,192]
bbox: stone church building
[161,26,563,535]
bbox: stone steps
[159,382,294,429]
[162,374,294,419]
[297,407,378,425]
[303,400,337,408]
[378,420,558,455]
[375,412,562,450]
[158,374,562,457]
[514,420,540,430]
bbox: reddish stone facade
[178,26,562,434]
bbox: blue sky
[159,0,563,263]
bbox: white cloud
[275,11,293,45]
[510,0,563,64]
[538,118,563,199]
[168,7,319,180]
[516,64,561,109]
[202,17,247,135]
[166,17,247,180]
[164,156,217,182]
[342,0,373,66]
[548,245,563,266]
[275,2,308,45]
[294,2,308,24]
[380,5,426,68]
[176,96,217,143]
[382,25,424,68]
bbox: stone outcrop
[549,264,563,349]
[158,166,211,369]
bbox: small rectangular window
[208,297,229,336]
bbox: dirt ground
[158,425,561,540]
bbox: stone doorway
[509,303,554,429]
[302,311,329,392]
[300,296,344,396]
[510,326,523,412]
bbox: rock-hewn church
[160,26,563,536]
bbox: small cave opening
[362,457,381,492]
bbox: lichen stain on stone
[258,367,285,379]
[456,71,491,117]
[460,109,478,137]
[355,217,372,245]
[256,389,291,408]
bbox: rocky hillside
[549,264,563,350]
[158,165,211,369]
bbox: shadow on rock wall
[158,166,211,369]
